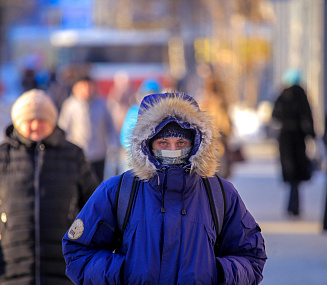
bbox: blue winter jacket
[62,93,267,284]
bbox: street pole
[323,0,327,231]
[325,0,327,113]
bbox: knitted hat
[283,69,302,86]
[150,121,194,144]
[11,89,58,129]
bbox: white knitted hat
[11,89,58,129]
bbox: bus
[50,28,174,96]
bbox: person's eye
[159,141,167,145]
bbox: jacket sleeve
[62,176,125,285]
[57,99,71,132]
[298,89,315,138]
[216,181,267,285]
[272,93,283,122]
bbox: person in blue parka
[62,93,267,284]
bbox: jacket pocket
[241,211,262,248]
[241,210,257,229]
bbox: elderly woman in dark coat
[272,70,315,217]
[0,89,99,285]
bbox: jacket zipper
[34,142,43,285]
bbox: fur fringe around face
[128,94,221,180]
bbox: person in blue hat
[118,78,162,172]
[63,93,267,284]
[120,78,162,150]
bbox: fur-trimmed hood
[128,93,221,180]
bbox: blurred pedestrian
[63,93,267,284]
[21,68,38,92]
[272,69,315,217]
[58,76,120,182]
[0,83,15,143]
[48,64,78,112]
[119,78,162,172]
[0,89,98,285]
[200,71,233,178]
[107,71,134,134]
[120,78,162,150]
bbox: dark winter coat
[63,93,267,284]
[272,85,315,182]
[0,125,99,285]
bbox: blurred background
[0,0,325,141]
[0,0,327,284]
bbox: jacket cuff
[216,257,227,284]
[83,251,126,284]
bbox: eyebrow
[159,138,186,141]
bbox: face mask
[152,146,192,165]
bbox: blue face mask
[152,146,192,165]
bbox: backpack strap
[114,171,226,252]
[202,175,227,251]
[114,170,139,235]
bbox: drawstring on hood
[181,173,187,215]
[158,168,188,216]
[158,173,166,213]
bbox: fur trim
[128,94,221,180]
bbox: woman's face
[152,137,191,151]
[17,119,54,141]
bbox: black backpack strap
[114,172,125,221]
[214,175,227,232]
[114,170,139,235]
[202,175,226,251]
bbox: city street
[0,1,325,284]
[229,139,327,285]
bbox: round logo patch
[68,218,84,240]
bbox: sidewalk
[228,138,327,285]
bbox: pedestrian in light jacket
[0,89,99,285]
[58,76,120,182]
[63,93,267,284]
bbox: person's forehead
[155,137,189,141]
[22,118,51,124]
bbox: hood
[128,93,221,180]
